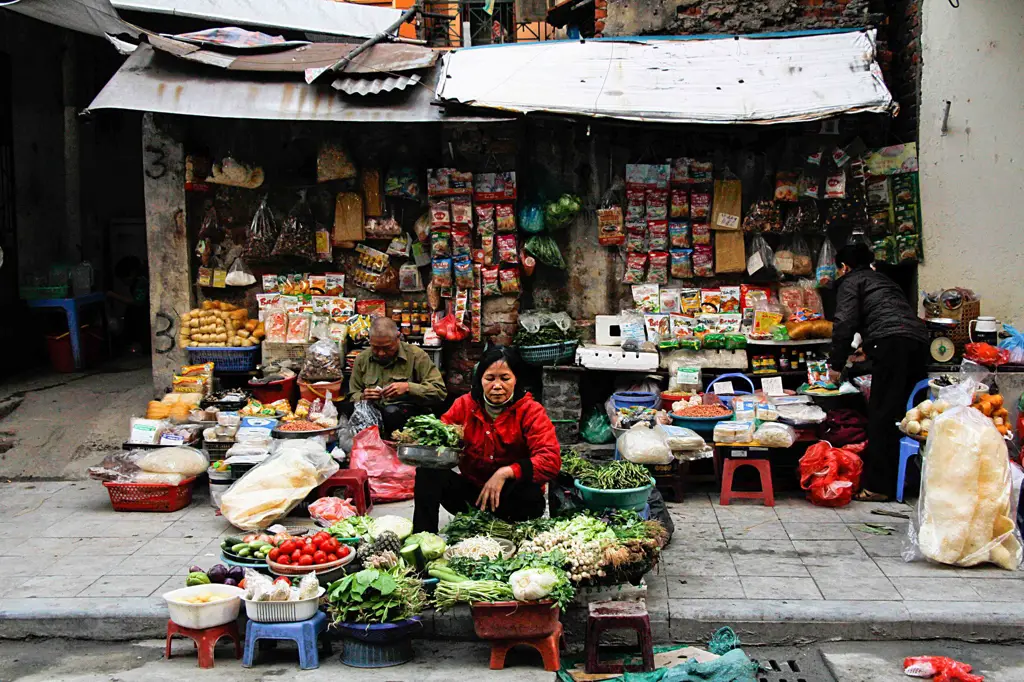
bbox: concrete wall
[917,1,1024,325]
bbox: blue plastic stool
[243,610,331,670]
[895,378,931,503]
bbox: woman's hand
[476,466,515,513]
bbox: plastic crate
[187,346,259,373]
[103,477,196,512]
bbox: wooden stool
[585,601,655,674]
[720,458,774,507]
[488,622,563,672]
[165,620,241,669]
[316,468,373,516]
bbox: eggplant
[189,565,205,574]
[224,578,238,587]
[226,566,244,583]
[207,564,229,584]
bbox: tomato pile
[269,531,351,567]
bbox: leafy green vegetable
[513,324,577,347]
[326,566,427,624]
[393,415,463,448]
[442,508,515,543]
[328,515,375,539]
[405,532,447,561]
[433,580,514,611]
[544,194,582,230]
[525,235,566,269]
[447,551,575,610]
[578,460,652,490]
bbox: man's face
[369,334,400,365]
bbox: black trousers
[864,337,927,497]
[412,467,546,533]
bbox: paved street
[1,480,1022,644]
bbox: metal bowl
[396,444,460,469]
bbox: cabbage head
[371,515,413,540]
[509,567,561,601]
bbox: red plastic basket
[103,477,196,512]
[248,375,297,407]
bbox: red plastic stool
[316,468,372,516]
[165,620,241,669]
[585,601,655,674]
[488,622,563,672]
[719,458,775,507]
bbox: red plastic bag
[798,440,864,507]
[965,342,1009,367]
[433,311,470,341]
[348,426,415,503]
[308,496,358,526]
[904,656,984,681]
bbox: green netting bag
[580,406,614,444]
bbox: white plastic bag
[617,424,673,465]
[220,439,339,531]
[658,424,705,452]
[753,422,796,448]
[904,362,1023,570]
[133,446,209,476]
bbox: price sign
[732,449,747,458]
[713,381,734,395]
[762,376,785,396]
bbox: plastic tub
[163,584,245,629]
[249,375,297,406]
[268,552,354,586]
[660,392,690,411]
[298,378,344,403]
[242,587,325,623]
[669,412,734,435]
[612,391,659,410]
[471,600,559,639]
[574,478,655,512]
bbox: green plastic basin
[574,478,655,512]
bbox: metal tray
[396,444,460,469]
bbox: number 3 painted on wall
[144,144,167,180]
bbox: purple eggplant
[224,578,238,587]
[226,566,245,583]
[189,565,205,575]
[207,564,229,584]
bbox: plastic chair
[720,459,774,507]
[316,468,373,516]
[585,601,655,674]
[165,620,241,669]
[242,610,330,670]
[896,378,931,503]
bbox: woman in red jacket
[412,346,561,533]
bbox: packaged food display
[713,421,756,444]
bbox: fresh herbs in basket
[325,565,427,624]
[512,324,578,347]
[441,508,515,543]
[392,415,463,448]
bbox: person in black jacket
[826,243,928,501]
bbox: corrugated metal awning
[2,0,137,38]
[109,0,404,40]
[84,43,504,123]
[436,30,896,124]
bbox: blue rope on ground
[707,627,740,656]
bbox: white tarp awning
[2,0,137,38]
[110,0,403,40]
[435,30,896,124]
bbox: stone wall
[542,367,584,444]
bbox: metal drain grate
[748,646,836,682]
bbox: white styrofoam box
[594,315,623,347]
[576,345,660,372]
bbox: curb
[2,599,1023,644]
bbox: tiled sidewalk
[0,481,1022,643]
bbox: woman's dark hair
[471,345,528,407]
[836,243,874,270]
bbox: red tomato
[298,555,314,566]
[302,544,317,557]
[277,555,291,565]
[291,549,303,562]
[326,553,338,563]
[268,548,281,562]
[339,545,351,558]
[274,576,291,586]
[324,539,339,553]
[280,541,296,554]
[304,536,314,545]
[313,551,327,564]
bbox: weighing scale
[925,317,958,363]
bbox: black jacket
[827,267,928,369]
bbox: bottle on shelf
[779,353,790,371]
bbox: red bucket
[470,601,559,640]
[249,375,297,407]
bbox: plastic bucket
[249,375,297,407]
[612,391,659,410]
[660,392,689,411]
[574,478,654,512]
[471,601,559,639]
[298,378,344,403]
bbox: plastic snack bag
[399,263,425,292]
[243,196,279,260]
[618,424,673,465]
[272,193,317,261]
[815,239,837,288]
[622,253,647,284]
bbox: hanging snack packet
[825,172,847,199]
[670,188,690,219]
[451,198,473,227]
[454,257,474,290]
[272,195,317,260]
[479,231,496,265]
[669,221,691,248]
[647,251,669,284]
[495,204,516,233]
[895,205,918,234]
[692,222,711,246]
[499,267,521,295]
[774,172,800,202]
[670,249,693,278]
[815,239,837,288]
[432,258,453,290]
[897,234,919,263]
[430,200,451,228]
[481,265,501,297]
[399,263,424,292]
[475,203,495,233]
[431,228,452,259]
[386,232,411,257]
[690,191,711,220]
[626,222,647,252]
[597,206,625,246]
[626,189,646,221]
[622,253,648,284]
[648,220,668,251]
[693,245,714,277]
[452,228,473,260]
[243,196,279,260]
[690,160,714,184]
[497,234,518,264]
[645,190,669,220]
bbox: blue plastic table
[25,292,107,370]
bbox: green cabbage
[416,533,447,561]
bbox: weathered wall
[917,0,1024,325]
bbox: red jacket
[441,392,561,487]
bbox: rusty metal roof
[436,30,897,125]
[109,0,403,40]
[85,43,504,123]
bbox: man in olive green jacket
[348,318,447,436]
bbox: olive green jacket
[348,342,447,405]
